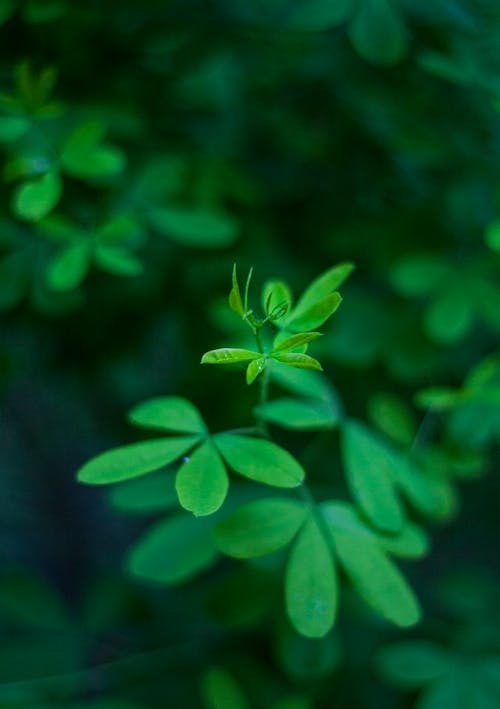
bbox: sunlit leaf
[201,348,261,365]
[272,352,323,371]
[286,293,342,332]
[271,332,322,354]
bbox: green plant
[76,263,475,641]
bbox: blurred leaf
[13,170,62,222]
[349,0,408,65]
[108,471,178,514]
[0,0,16,25]
[376,641,453,688]
[127,513,218,584]
[0,115,30,141]
[149,207,238,248]
[214,498,307,558]
[0,571,71,629]
[424,288,473,344]
[201,667,249,709]
[254,397,338,430]
[341,419,405,532]
[285,515,337,638]
[368,392,417,445]
[77,436,202,484]
[61,121,125,180]
[46,241,91,291]
[94,246,143,277]
[214,434,305,487]
[176,440,229,516]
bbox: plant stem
[256,364,270,436]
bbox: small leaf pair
[215,497,424,638]
[201,332,323,385]
[77,396,305,517]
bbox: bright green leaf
[214,498,307,558]
[285,515,337,638]
[262,279,293,320]
[176,440,229,516]
[287,293,342,332]
[77,436,202,484]
[229,263,245,317]
[341,419,405,532]
[272,352,323,371]
[128,396,207,434]
[201,348,261,365]
[13,170,62,222]
[214,434,305,488]
[246,357,266,385]
[271,332,322,354]
[127,513,218,584]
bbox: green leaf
[349,0,408,66]
[0,571,71,629]
[229,263,245,317]
[94,246,143,277]
[176,440,229,516]
[271,332,322,354]
[61,121,125,180]
[367,392,417,446]
[390,254,450,297]
[214,498,307,558]
[341,419,404,532]
[46,241,91,292]
[321,503,420,627]
[128,396,207,434]
[13,170,63,222]
[246,357,266,385]
[269,360,334,401]
[201,667,249,709]
[292,264,353,313]
[262,279,293,320]
[127,513,218,584]
[149,207,238,248]
[287,293,342,332]
[0,115,30,142]
[415,387,461,410]
[284,0,353,31]
[376,523,429,559]
[254,398,338,431]
[201,348,261,365]
[272,352,323,371]
[285,515,337,638]
[485,219,500,253]
[214,434,305,488]
[0,0,16,26]
[77,436,202,484]
[376,641,452,688]
[424,288,473,344]
[108,472,178,514]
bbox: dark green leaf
[149,207,238,248]
[214,498,307,558]
[201,666,249,709]
[108,471,178,514]
[214,434,305,487]
[254,397,338,430]
[341,419,404,532]
[77,436,202,484]
[285,515,337,638]
[127,513,218,584]
[176,440,229,516]
[46,241,91,292]
[349,0,408,66]
[376,641,452,688]
[94,246,143,277]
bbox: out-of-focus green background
[1,1,500,707]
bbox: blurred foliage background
[1,0,500,707]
